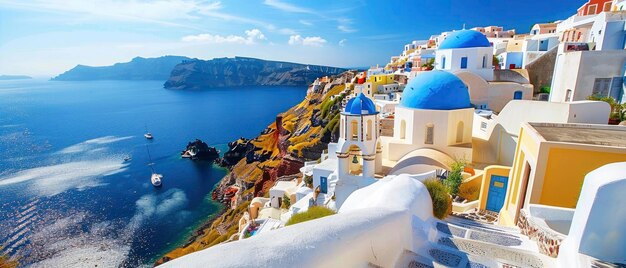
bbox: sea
[0,79,306,267]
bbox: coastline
[156,71,355,265]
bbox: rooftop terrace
[529,123,626,147]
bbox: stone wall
[525,47,558,93]
[517,209,565,257]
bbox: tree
[281,194,291,209]
[421,58,435,70]
[587,95,626,121]
[492,55,500,67]
[444,159,467,196]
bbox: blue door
[514,91,523,100]
[460,57,468,69]
[320,176,327,194]
[486,175,509,212]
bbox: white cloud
[263,0,314,14]
[0,0,223,29]
[338,25,357,33]
[288,35,327,47]
[339,39,348,47]
[337,18,357,33]
[299,20,313,26]
[182,29,267,45]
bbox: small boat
[181,150,192,158]
[144,133,153,139]
[146,145,162,187]
[151,173,163,187]
[124,156,132,162]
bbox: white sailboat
[144,124,153,139]
[146,145,163,187]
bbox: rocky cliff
[163,57,347,89]
[156,70,357,265]
[51,56,190,81]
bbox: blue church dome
[439,30,491,50]
[344,93,378,115]
[400,71,470,110]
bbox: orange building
[577,0,612,16]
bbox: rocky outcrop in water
[163,57,347,89]
[181,139,219,161]
[52,56,190,81]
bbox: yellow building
[495,122,626,226]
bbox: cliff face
[51,56,190,81]
[156,71,357,265]
[163,57,347,89]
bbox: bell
[352,155,358,164]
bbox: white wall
[550,50,626,102]
[558,162,626,267]
[383,106,473,162]
[471,100,611,165]
[159,175,435,268]
[436,47,494,81]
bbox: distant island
[163,57,347,89]
[52,56,190,81]
[0,75,32,80]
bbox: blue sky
[0,0,586,77]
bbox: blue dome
[344,93,378,115]
[439,30,491,49]
[400,71,470,110]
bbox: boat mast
[146,145,156,174]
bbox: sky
[0,0,587,77]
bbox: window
[482,56,487,68]
[425,123,434,145]
[565,89,572,102]
[351,120,359,140]
[442,56,446,69]
[400,120,406,139]
[588,4,597,15]
[460,57,468,69]
[514,91,523,100]
[456,121,464,143]
[604,2,611,12]
[480,122,488,131]
[366,120,373,140]
[593,78,612,97]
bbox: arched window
[482,55,487,68]
[400,120,407,139]
[425,123,434,145]
[456,121,464,143]
[351,120,359,140]
[366,119,373,140]
[441,56,446,69]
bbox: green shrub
[444,159,466,196]
[281,194,291,209]
[286,206,336,226]
[539,86,551,94]
[423,178,452,219]
[458,184,480,201]
[304,175,313,188]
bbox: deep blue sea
[0,79,306,267]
